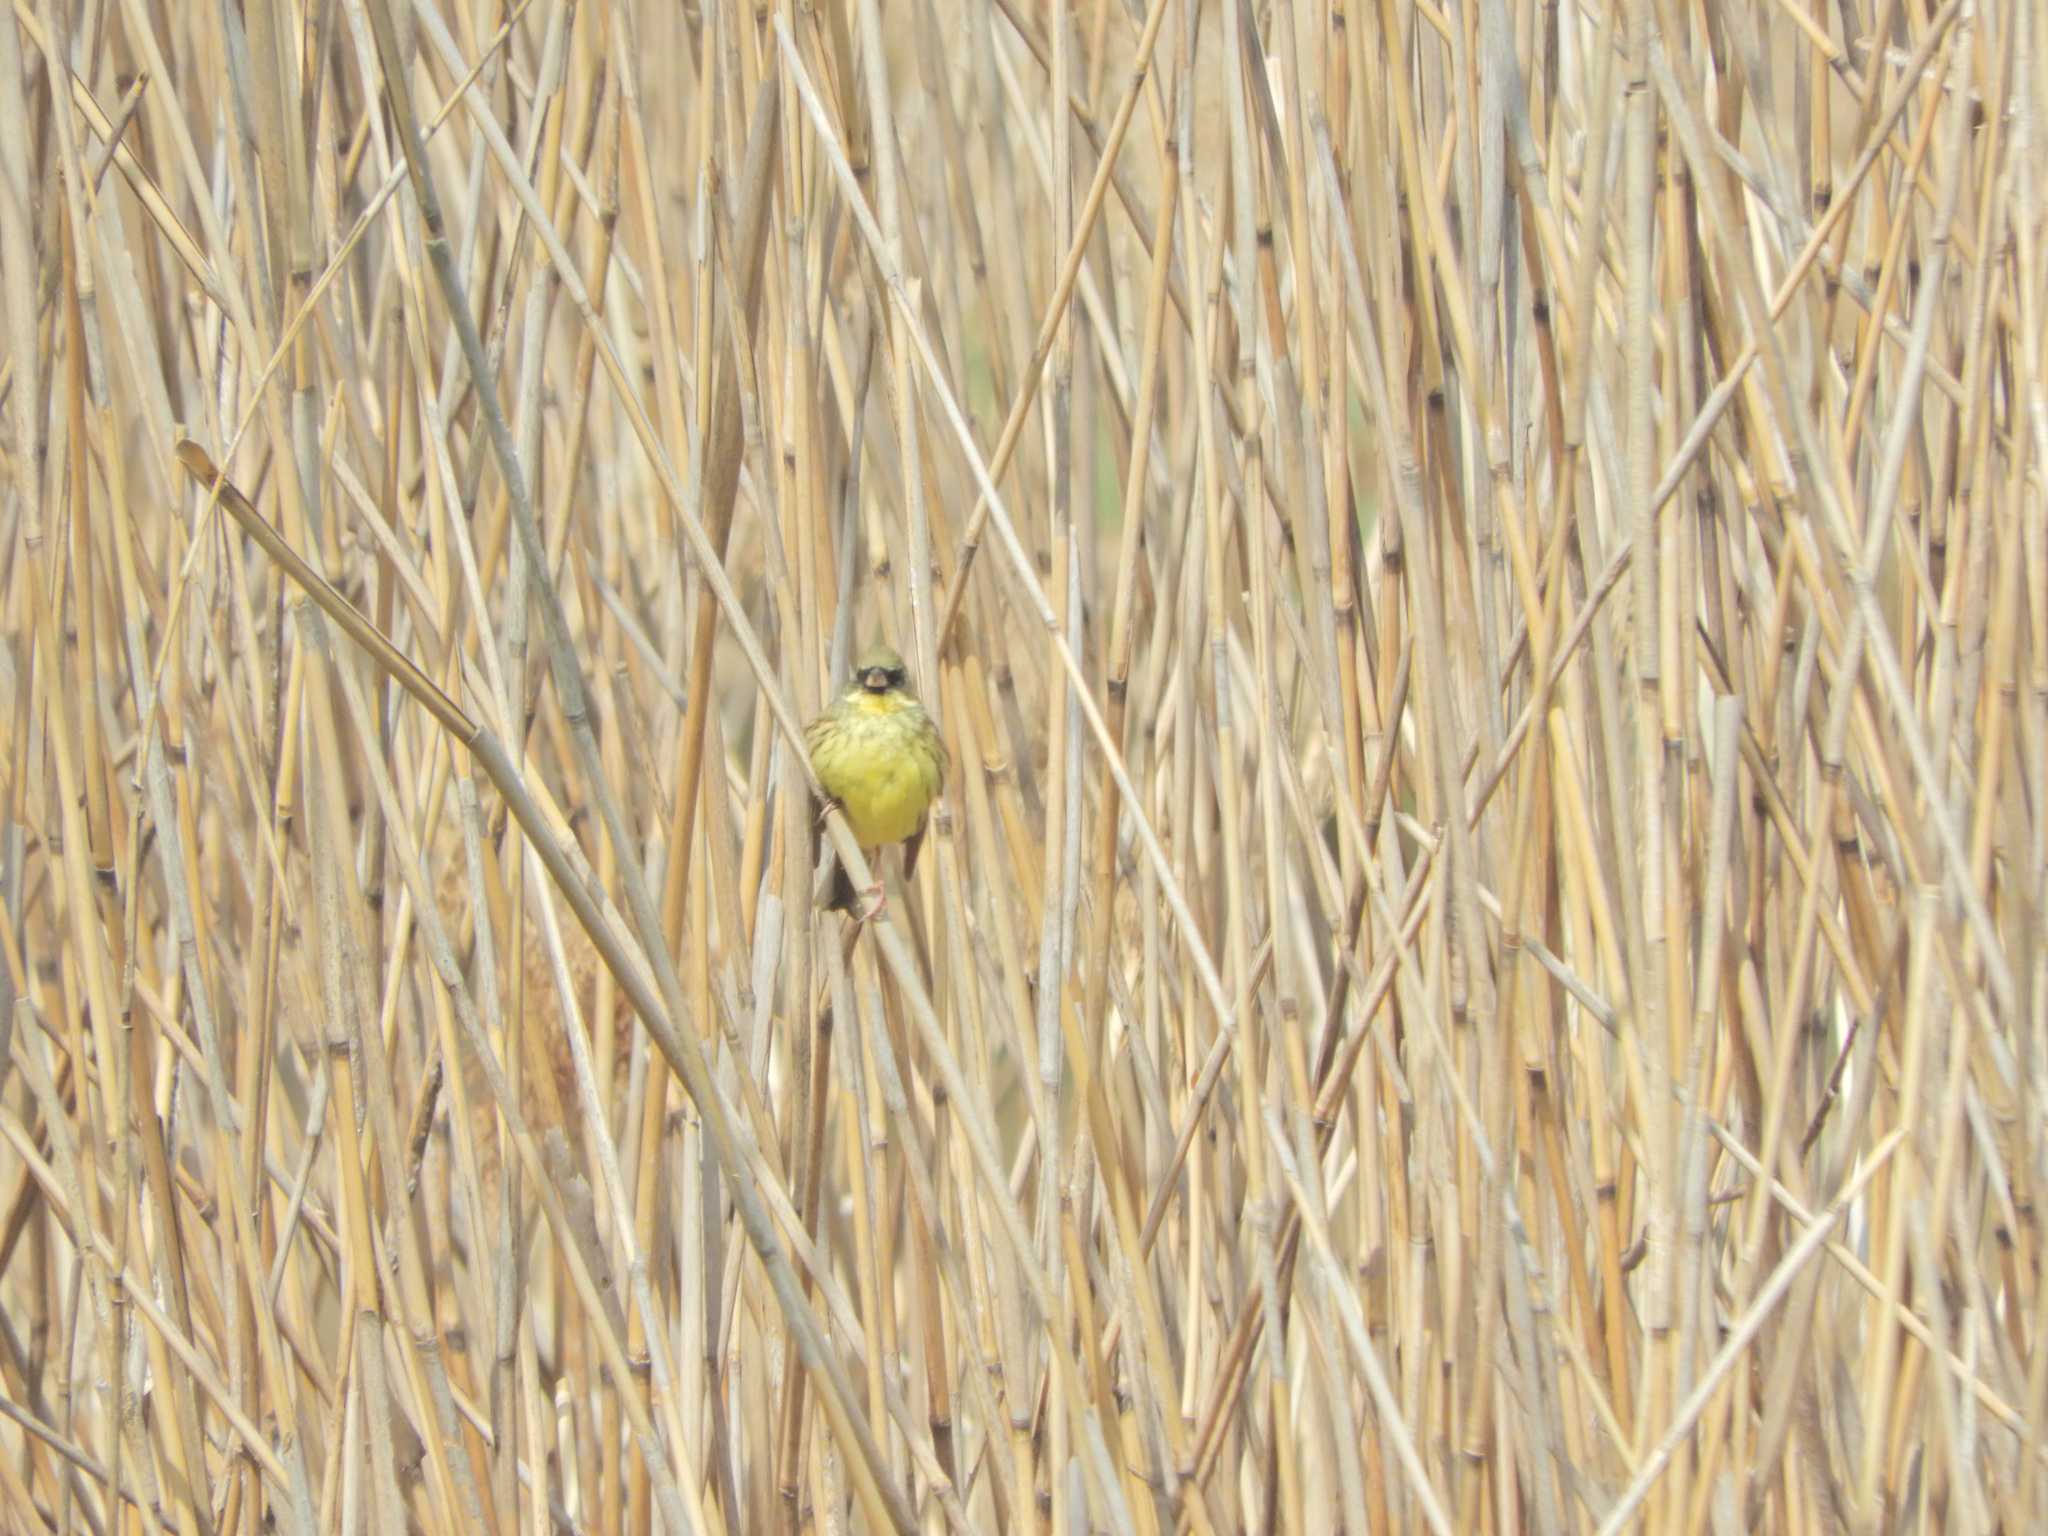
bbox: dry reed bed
[0,0,2041,1529]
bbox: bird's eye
[888,667,907,687]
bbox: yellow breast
[806,690,944,848]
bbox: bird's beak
[861,667,890,691]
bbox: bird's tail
[812,842,862,915]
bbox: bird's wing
[802,708,835,762]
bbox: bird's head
[853,644,910,696]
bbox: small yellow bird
[804,643,947,918]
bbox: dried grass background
[0,0,2044,1530]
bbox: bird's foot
[854,881,888,924]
